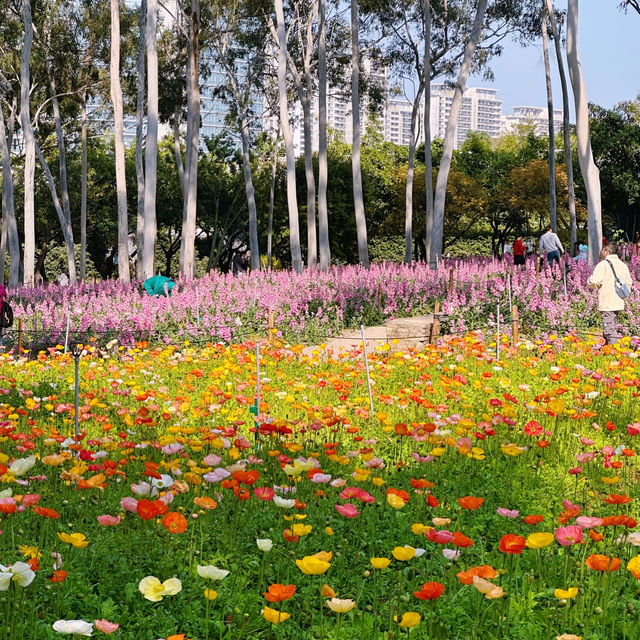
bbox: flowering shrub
[8,252,640,346]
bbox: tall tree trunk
[566,0,601,265]
[179,0,200,278]
[80,90,88,281]
[267,135,279,270]
[48,65,77,284]
[432,0,488,262]
[275,0,303,273]
[541,7,557,233]
[302,97,317,268]
[317,0,330,269]
[173,118,186,197]
[0,104,20,287]
[405,85,425,264]
[424,0,434,266]
[111,0,130,282]
[240,117,260,270]
[135,0,146,279]
[35,142,77,282]
[351,0,369,267]
[141,0,159,279]
[21,0,35,286]
[546,0,577,254]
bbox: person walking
[587,243,632,345]
[513,236,526,268]
[538,226,564,277]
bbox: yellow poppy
[391,546,415,561]
[554,588,578,599]
[57,532,89,548]
[525,532,555,549]
[262,606,290,624]
[296,556,331,575]
[395,612,421,628]
[370,558,391,569]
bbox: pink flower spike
[335,503,359,518]
[94,619,119,634]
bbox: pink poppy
[97,515,122,527]
[576,516,603,529]
[496,508,520,519]
[562,500,582,513]
[424,528,454,544]
[94,619,119,634]
[22,494,41,506]
[335,503,359,518]
[254,487,275,501]
[576,452,596,463]
[555,525,584,546]
[580,437,595,445]
[120,497,138,512]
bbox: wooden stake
[430,301,441,344]
[535,256,541,277]
[448,267,454,296]
[512,305,519,348]
[268,311,276,345]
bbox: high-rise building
[430,84,503,149]
[500,106,564,138]
[385,99,422,147]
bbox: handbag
[606,259,631,299]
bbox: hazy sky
[469,2,640,118]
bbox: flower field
[1,334,640,639]
[8,252,640,348]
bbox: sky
[469,2,640,118]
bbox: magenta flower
[335,503,359,518]
[555,525,584,546]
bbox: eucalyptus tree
[135,0,146,279]
[317,0,330,268]
[566,0,602,263]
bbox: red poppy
[427,493,439,507]
[254,487,275,501]
[414,581,445,600]
[603,494,633,505]
[523,515,544,525]
[523,420,543,436]
[451,531,474,548]
[457,496,484,510]
[498,534,526,554]
[33,506,60,519]
[233,470,260,485]
[264,583,296,603]
[137,499,168,521]
[161,512,187,534]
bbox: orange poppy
[456,565,498,585]
[49,570,68,583]
[161,512,187,534]
[603,494,633,505]
[585,554,621,572]
[451,531,474,548]
[193,496,218,510]
[137,499,168,521]
[411,478,435,489]
[523,515,544,525]
[264,583,296,603]
[457,496,484,510]
[414,581,445,600]
[387,488,410,504]
[498,534,527,554]
[33,506,60,519]
[233,470,260,485]
[589,530,604,542]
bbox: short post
[448,267,454,297]
[435,253,439,270]
[512,305,519,348]
[535,256,540,277]
[429,301,441,344]
[72,346,80,439]
[507,271,512,314]
[496,303,501,362]
[255,341,261,416]
[195,290,201,329]
[360,324,375,418]
[563,263,568,298]
[268,311,276,345]
[17,318,23,355]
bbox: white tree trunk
[35,142,77,283]
[566,0,601,265]
[241,117,260,270]
[546,0,577,254]
[275,0,303,273]
[80,90,88,281]
[135,0,146,279]
[317,0,330,269]
[21,0,35,286]
[302,97,317,268]
[405,85,424,264]
[141,0,159,279]
[48,67,77,284]
[351,0,369,267]
[0,105,20,287]
[267,135,279,270]
[541,9,557,233]
[432,0,488,262]
[424,0,433,266]
[179,0,200,278]
[110,0,130,282]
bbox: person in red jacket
[513,236,526,267]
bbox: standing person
[0,284,13,346]
[513,236,526,268]
[635,232,640,256]
[587,243,632,345]
[538,225,565,277]
[231,250,249,276]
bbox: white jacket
[587,255,633,311]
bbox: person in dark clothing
[231,251,249,276]
[513,236,526,267]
